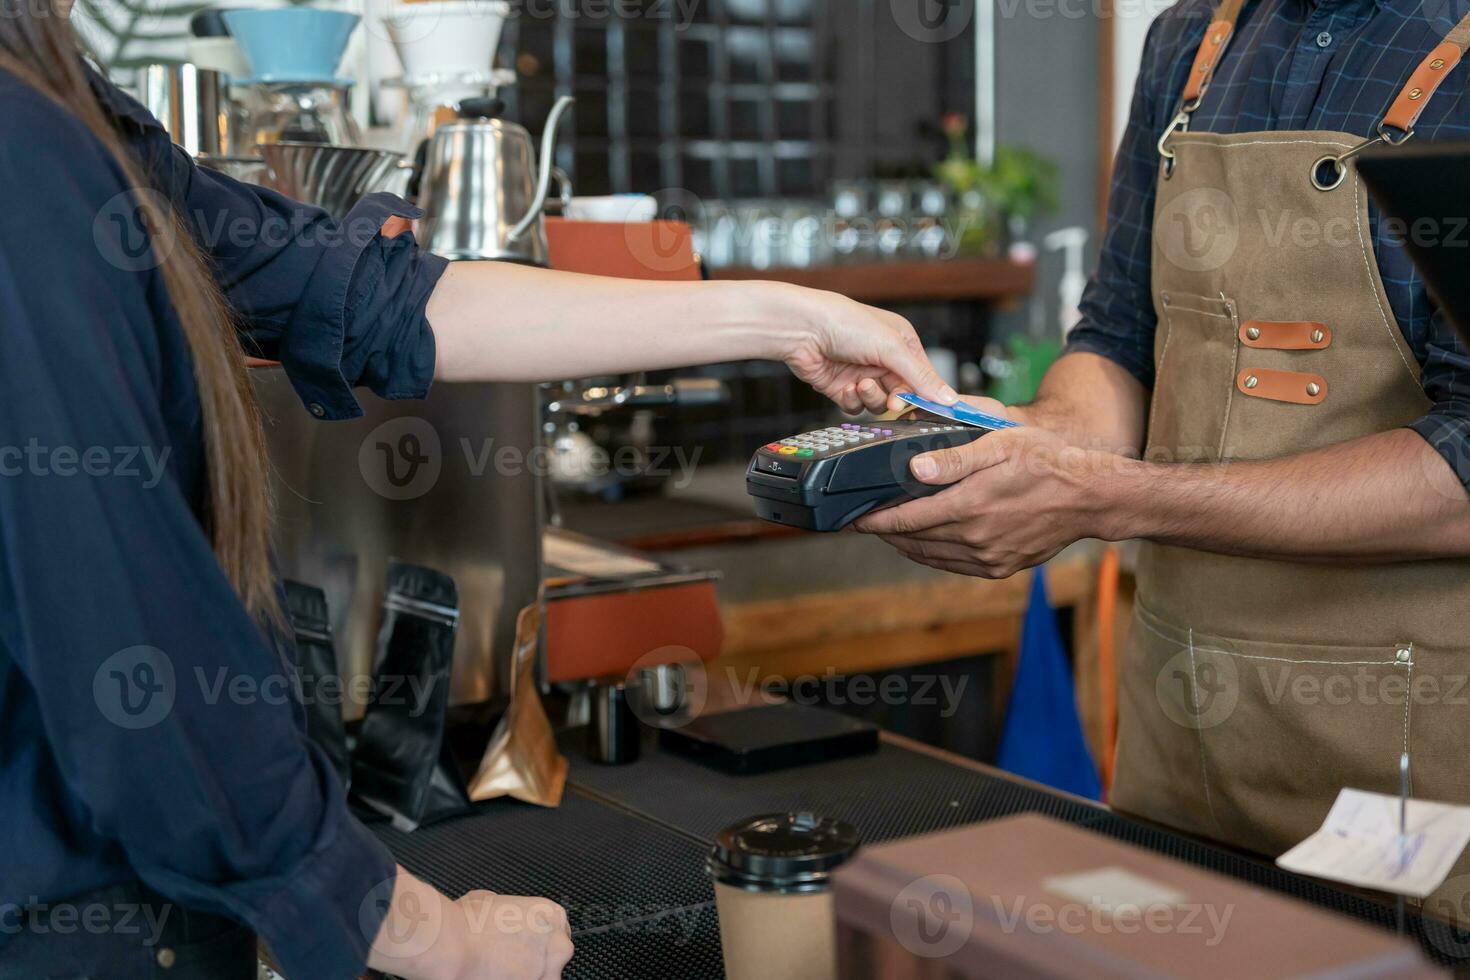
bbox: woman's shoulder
[0,65,131,202]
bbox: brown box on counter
[832,814,1442,979]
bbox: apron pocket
[1126,602,1411,857]
[1147,291,1240,463]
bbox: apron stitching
[1164,304,1231,319]
[1349,171,1421,385]
[1188,627,1224,834]
[1219,298,1240,460]
[1134,611,1399,665]
[1149,307,1179,441]
[1186,137,1357,150]
[1403,643,1415,797]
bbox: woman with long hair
[0,4,958,978]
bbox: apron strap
[1159,0,1248,174]
[1313,8,1470,189]
[1379,11,1470,138]
[1180,0,1248,109]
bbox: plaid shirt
[1068,0,1470,487]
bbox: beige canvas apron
[1111,0,1470,928]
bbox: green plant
[934,114,1060,226]
[977,145,1060,224]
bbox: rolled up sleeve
[1406,308,1470,491]
[175,147,448,420]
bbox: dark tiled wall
[498,0,975,199]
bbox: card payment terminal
[746,419,988,531]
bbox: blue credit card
[896,392,1021,430]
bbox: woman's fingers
[834,384,865,415]
[878,333,957,407]
[543,933,575,978]
[856,377,891,414]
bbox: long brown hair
[0,4,277,619]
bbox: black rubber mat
[370,730,1470,976]
[568,740,1106,845]
[567,902,724,979]
[371,794,723,978]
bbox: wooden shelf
[711,257,1036,304]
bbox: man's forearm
[1014,351,1149,456]
[1096,427,1470,561]
[426,261,798,382]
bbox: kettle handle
[507,95,575,245]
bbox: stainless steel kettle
[417,95,575,266]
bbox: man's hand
[853,426,1110,579]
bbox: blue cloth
[0,65,447,978]
[997,568,1103,801]
[1067,0,1470,488]
[87,64,447,419]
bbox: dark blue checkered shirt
[1067,0,1470,487]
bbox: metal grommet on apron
[1123,0,1470,930]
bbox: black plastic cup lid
[707,812,860,894]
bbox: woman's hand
[369,869,573,980]
[777,285,959,414]
[450,891,574,980]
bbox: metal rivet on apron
[1311,329,1325,344]
[1431,58,1446,70]
[1245,375,1259,389]
[1396,648,1412,664]
[1306,382,1321,397]
[1161,293,1171,307]
[1246,327,1261,341]
[156,948,177,969]
[1409,87,1424,101]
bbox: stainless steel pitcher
[417,96,575,265]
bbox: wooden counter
[710,256,1035,304]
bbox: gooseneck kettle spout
[507,95,575,245]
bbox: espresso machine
[251,98,578,720]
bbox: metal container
[197,155,269,186]
[417,96,574,265]
[241,81,361,147]
[259,142,407,219]
[252,369,542,720]
[135,63,233,157]
[586,676,641,765]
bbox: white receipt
[1276,788,1470,898]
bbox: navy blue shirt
[0,68,446,977]
[1068,0,1470,487]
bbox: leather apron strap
[1161,1,1470,178]
[1180,0,1248,108]
[1380,13,1470,135]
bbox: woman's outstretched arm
[427,262,959,414]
